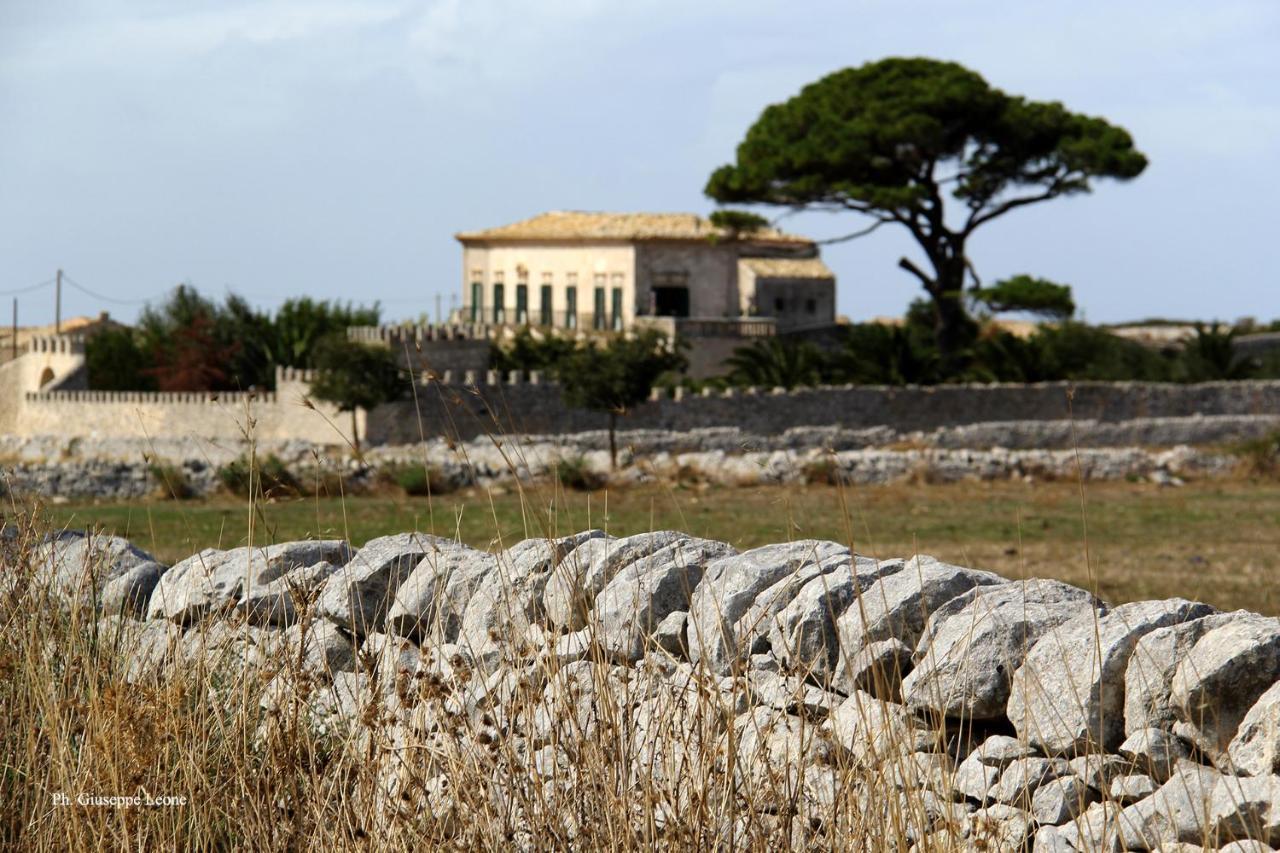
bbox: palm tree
[725,337,824,389]
[1185,322,1255,381]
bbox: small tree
[724,337,825,389]
[309,337,406,452]
[558,331,686,469]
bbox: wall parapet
[348,323,495,344]
[25,389,278,405]
[24,335,85,355]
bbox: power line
[60,273,162,306]
[0,277,55,296]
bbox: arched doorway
[38,367,55,388]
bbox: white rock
[1007,598,1213,754]
[316,533,450,638]
[541,530,687,630]
[1231,681,1280,777]
[685,539,853,675]
[594,537,735,663]
[1170,614,1280,760]
[903,579,1101,719]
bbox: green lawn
[22,478,1280,615]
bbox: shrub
[216,453,299,500]
[147,462,195,501]
[555,455,605,491]
[380,463,457,497]
[801,456,845,486]
[1230,430,1280,478]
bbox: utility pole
[55,268,62,334]
[435,293,442,326]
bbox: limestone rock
[833,637,912,699]
[1210,775,1280,848]
[1170,614,1280,760]
[1125,611,1244,735]
[686,539,852,675]
[542,530,685,630]
[1110,773,1158,805]
[990,756,1072,807]
[100,560,166,617]
[970,734,1037,768]
[1031,773,1098,825]
[384,543,496,641]
[652,610,688,658]
[1231,682,1280,777]
[235,561,339,627]
[823,690,939,766]
[153,540,352,625]
[1008,598,1213,755]
[36,531,166,615]
[1116,759,1223,849]
[1119,727,1192,784]
[835,555,1002,660]
[953,753,1002,803]
[315,533,445,637]
[457,531,612,671]
[594,536,735,663]
[902,579,1101,719]
[278,620,358,677]
[732,554,904,673]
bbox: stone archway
[38,367,55,388]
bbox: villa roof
[456,211,813,245]
[740,257,834,280]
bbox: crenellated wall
[5,348,355,445]
[4,333,1280,446]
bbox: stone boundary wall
[366,377,1280,445]
[33,528,1280,848]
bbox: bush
[380,463,457,497]
[216,453,299,500]
[147,462,195,500]
[1230,430,1280,478]
[554,455,605,492]
[801,457,846,486]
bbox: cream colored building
[455,211,836,334]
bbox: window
[470,280,483,323]
[774,297,785,313]
[805,298,817,315]
[565,286,577,329]
[516,285,528,324]
[611,287,623,331]
[492,283,505,324]
[593,287,606,330]
[540,284,553,326]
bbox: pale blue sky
[2,1,1277,327]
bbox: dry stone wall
[30,527,1280,850]
[365,377,1280,445]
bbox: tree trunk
[923,245,973,370]
[608,411,618,470]
[350,408,361,455]
[933,286,970,369]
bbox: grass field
[21,477,1280,615]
